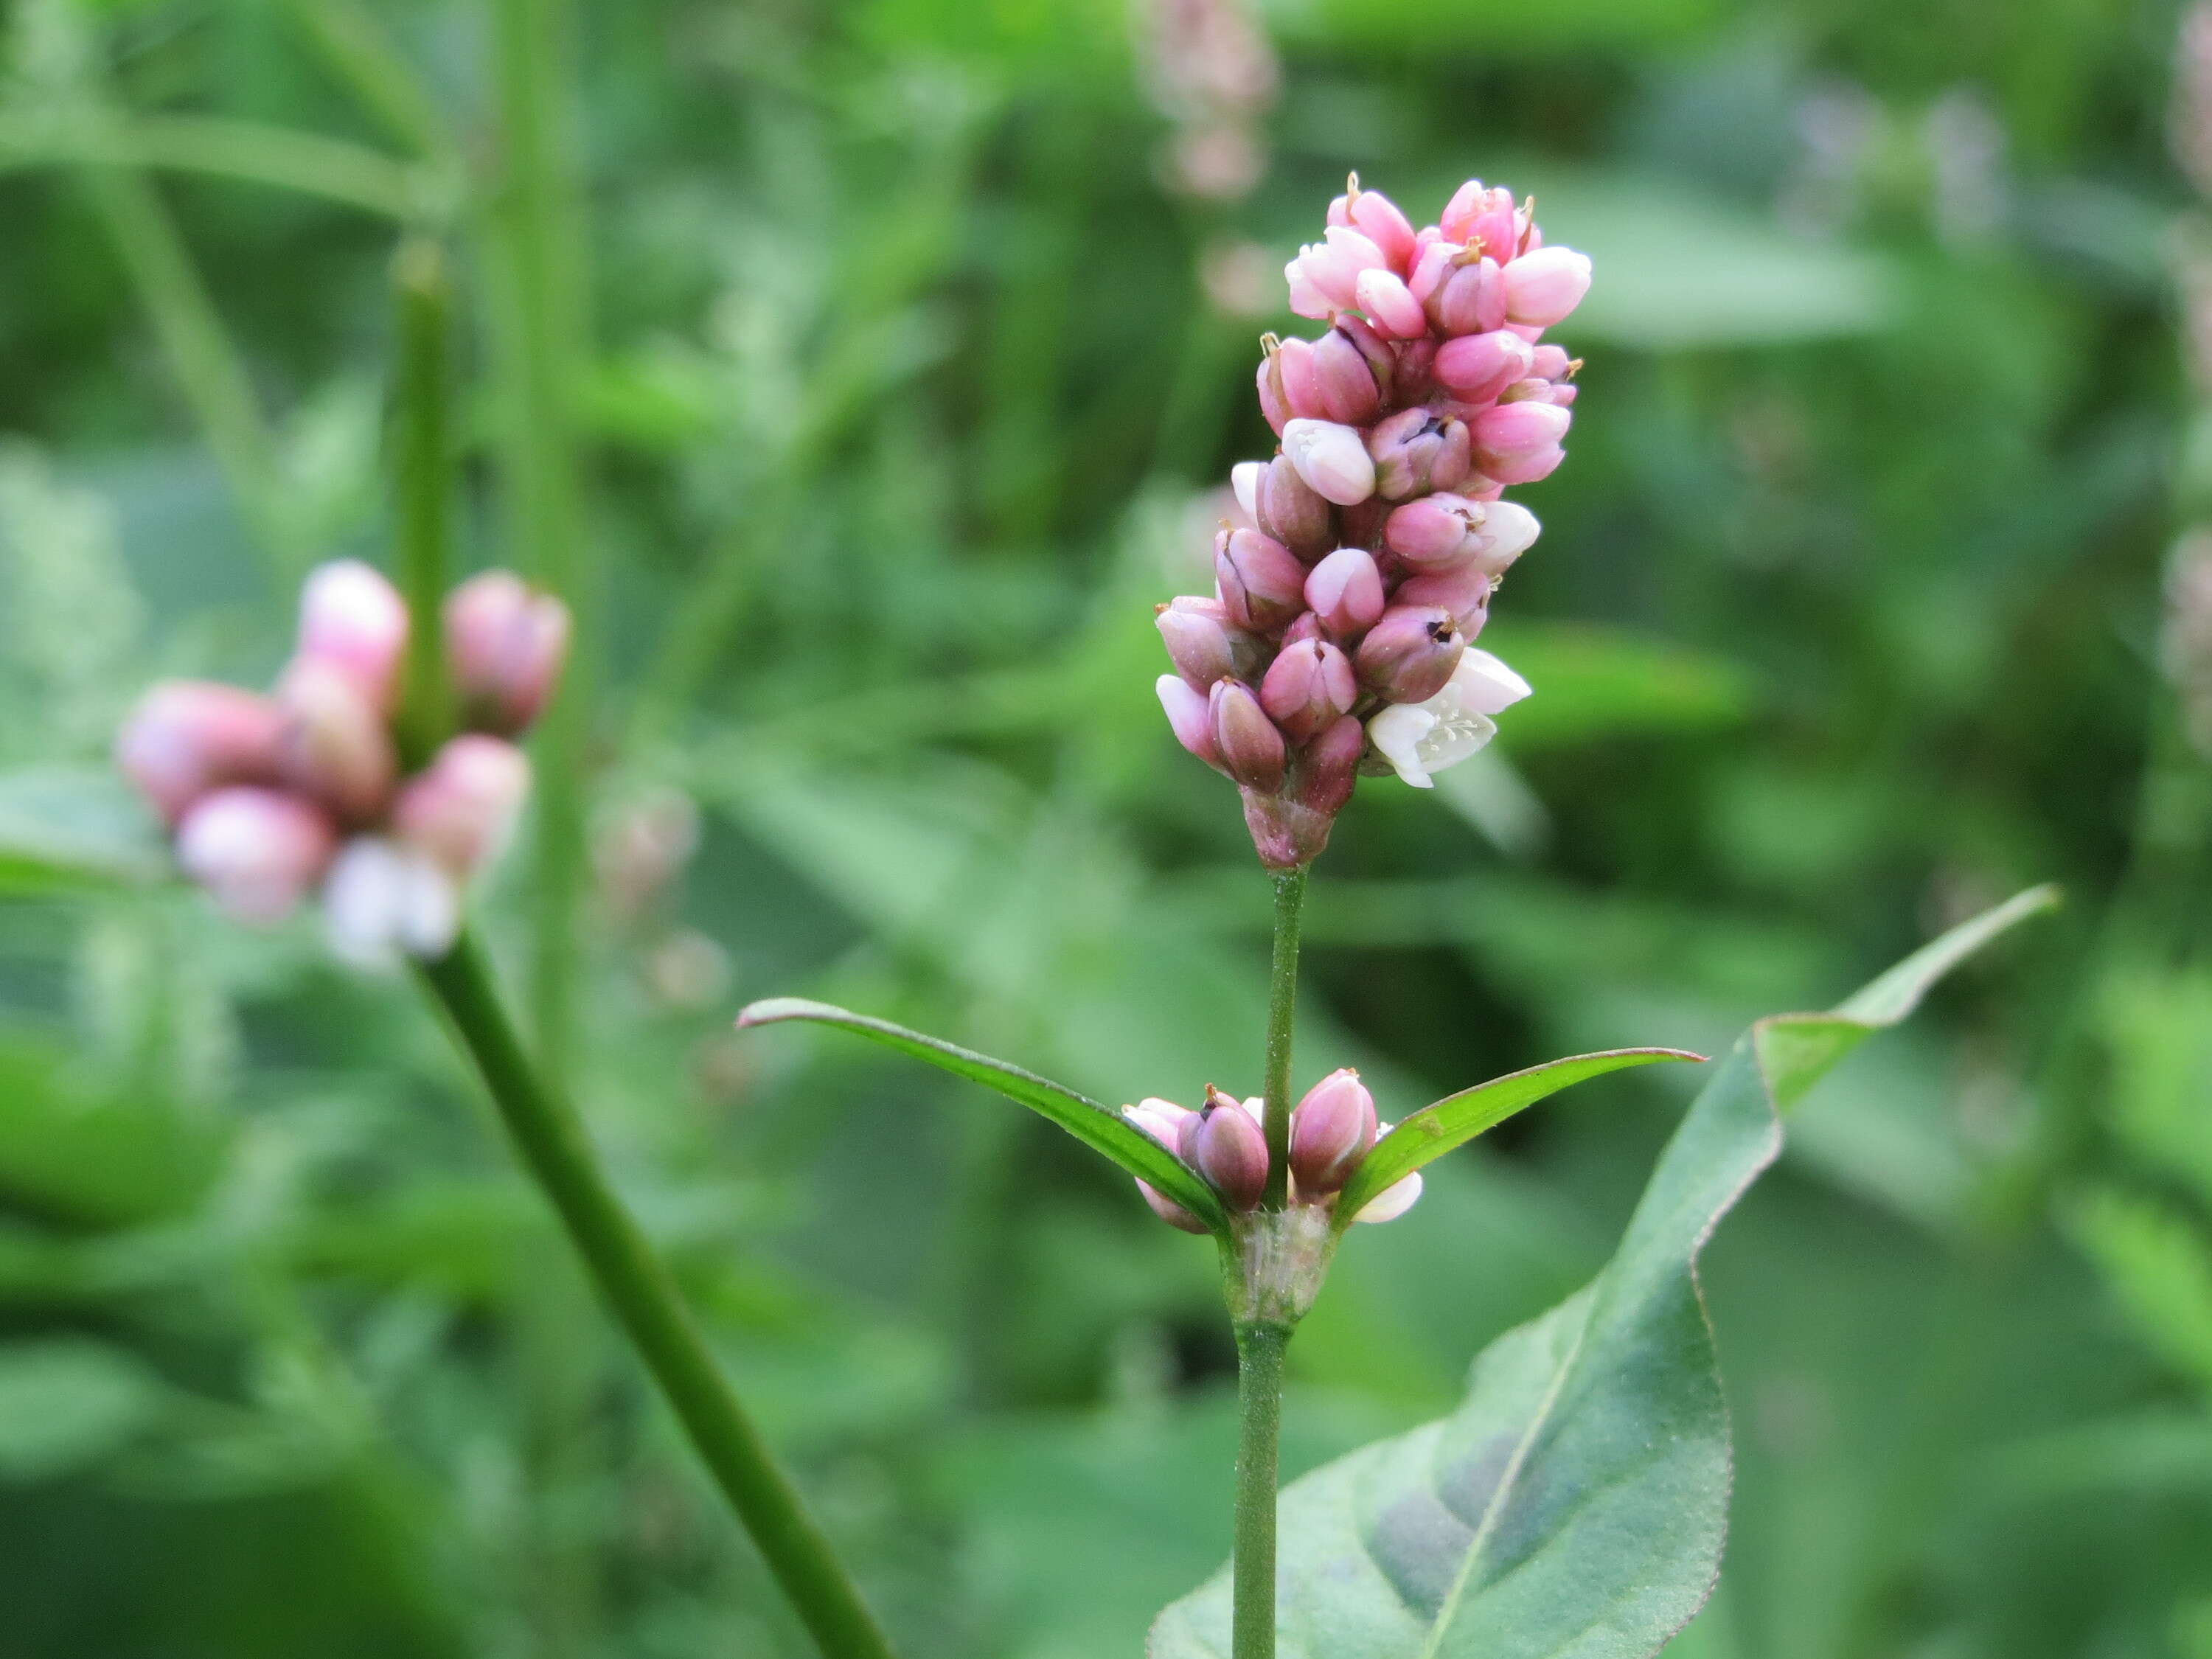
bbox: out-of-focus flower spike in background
[0,0,2208,1654]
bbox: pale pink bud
[1189,1086,1268,1210]
[1352,1169,1424,1224]
[1393,568,1492,628]
[1124,1096,1212,1233]
[1257,349,1291,433]
[1273,335,1324,419]
[1366,408,1472,501]
[1208,678,1287,792]
[1280,609,1324,648]
[1384,493,1482,571]
[1472,400,1571,485]
[1528,344,1573,380]
[174,785,337,924]
[445,571,571,737]
[1434,330,1535,401]
[1419,252,1508,337]
[1304,547,1385,636]
[1289,1068,1377,1196]
[1281,418,1376,507]
[1230,461,1265,524]
[1354,268,1426,339]
[1259,638,1355,742]
[1138,1180,1211,1233]
[1158,675,1222,769]
[1214,526,1309,632]
[1254,455,1335,558]
[1291,225,1388,311]
[1292,714,1363,818]
[1309,324,1389,425]
[1441,184,1523,261]
[1502,247,1592,328]
[276,661,398,821]
[1343,186,1417,273]
[392,734,531,880]
[116,681,285,825]
[296,560,408,712]
[1158,595,1262,688]
[1355,606,1466,703]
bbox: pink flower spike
[116,681,285,825]
[1502,247,1592,328]
[1304,547,1385,636]
[275,660,398,822]
[1158,675,1223,770]
[1472,400,1572,484]
[1259,638,1356,742]
[1208,679,1288,793]
[1281,418,1377,506]
[393,734,532,880]
[296,560,408,712]
[175,786,338,925]
[1434,330,1535,400]
[1354,268,1426,339]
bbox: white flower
[1366,648,1532,787]
[323,836,459,968]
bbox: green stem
[276,0,459,164]
[392,237,453,770]
[1260,865,1308,1210]
[1231,1319,1288,1659]
[417,932,900,1659]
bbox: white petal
[1353,1169,1424,1224]
[323,837,458,967]
[1367,703,1440,787]
[1451,649,1534,716]
[1230,462,1262,524]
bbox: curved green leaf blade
[1150,886,2056,1659]
[1333,1047,1705,1232]
[734,998,1228,1232]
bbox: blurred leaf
[0,1029,222,1225]
[0,768,167,892]
[1485,623,1754,748]
[1264,0,1721,52]
[0,1338,165,1482]
[2066,1186,2212,1396]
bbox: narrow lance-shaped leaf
[734,998,1229,1233]
[1150,885,2057,1659]
[1332,1047,1705,1233]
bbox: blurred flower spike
[1124,1068,1422,1232]
[1156,175,1587,866]
[116,560,567,964]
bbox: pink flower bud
[174,786,338,925]
[1254,455,1335,559]
[444,571,571,737]
[1472,400,1571,484]
[1354,267,1427,339]
[1366,408,1472,501]
[1273,335,1325,419]
[1441,184,1525,262]
[1528,344,1573,380]
[1138,1180,1212,1234]
[1289,1068,1377,1196]
[116,681,285,825]
[275,661,397,821]
[1257,348,1290,434]
[1281,418,1376,507]
[1355,606,1466,704]
[297,560,408,712]
[1304,547,1385,636]
[1230,461,1264,524]
[392,734,531,879]
[1416,250,1507,338]
[1393,568,1492,629]
[1124,1096,1212,1233]
[1309,324,1389,425]
[1259,638,1355,742]
[1189,1086,1268,1211]
[1158,596,1262,688]
[1280,609,1323,648]
[1214,526,1310,632]
[1284,258,1332,321]
[1341,184,1417,273]
[1502,246,1592,328]
[1292,714,1364,818]
[1290,225,1389,312]
[1352,1169,1423,1224]
[1208,678,1287,792]
[1157,675,1222,769]
[1384,493,1478,571]
[1434,330,1535,401]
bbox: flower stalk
[1260,864,1307,1208]
[1231,1318,1289,1659]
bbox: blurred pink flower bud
[1259,638,1355,742]
[1351,1168,1423,1223]
[445,571,571,737]
[1309,324,1389,425]
[322,835,460,966]
[1304,547,1385,636]
[1189,1085,1268,1210]
[1329,181,1417,272]
[1354,268,1426,339]
[1208,679,1287,792]
[1254,454,1335,558]
[276,660,398,821]
[1434,330,1535,401]
[116,681,285,825]
[1281,418,1376,506]
[1157,675,1223,769]
[174,786,338,925]
[1158,595,1262,688]
[1367,408,1472,501]
[1214,526,1310,632]
[392,734,531,880]
[1502,246,1592,328]
[1289,1068,1377,1196]
[1472,401,1571,484]
[297,560,408,712]
[1355,606,1466,704]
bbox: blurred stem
[276,0,457,164]
[392,237,453,771]
[1231,1319,1287,1659]
[1260,865,1307,1210]
[417,932,902,1659]
[0,112,424,218]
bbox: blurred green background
[3,0,2211,1652]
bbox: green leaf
[0,768,167,894]
[0,1338,167,1483]
[1150,887,2054,1659]
[1333,1047,1705,1232]
[734,997,1229,1233]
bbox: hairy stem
[417,932,900,1659]
[1261,864,1309,1210]
[1231,1319,1289,1659]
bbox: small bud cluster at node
[1155,175,1587,866]
[116,561,568,964]
[1122,1068,1421,1231]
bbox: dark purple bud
[1355,606,1466,703]
[1304,547,1385,636]
[1293,715,1365,818]
[1209,679,1287,792]
[1191,1086,1268,1211]
[1214,526,1309,633]
[1367,408,1472,501]
[1259,639,1356,743]
[1253,455,1335,560]
[1157,596,1261,688]
[1289,1068,1377,1196]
